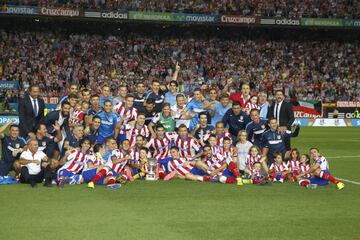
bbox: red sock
[299,180,310,187]
[228,162,240,178]
[107,178,116,185]
[253,179,261,184]
[158,172,166,179]
[321,172,339,184]
[203,176,211,182]
[225,177,236,184]
[91,169,107,183]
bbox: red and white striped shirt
[61,149,87,173]
[269,162,289,173]
[299,163,311,179]
[106,149,129,174]
[245,102,259,111]
[69,110,85,125]
[113,102,138,125]
[123,124,150,147]
[219,146,237,159]
[204,153,225,171]
[204,132,232,147]
[173,135,201,158]
[211,145,220,155]
[167,157,193,176]
[146,132,177,160]
[246,154,262,170]
[83,153,105,171]
[287,160,301,174]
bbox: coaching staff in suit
[267,90,295,150]
[18,85,45,138]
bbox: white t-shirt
[236,141,253,171]
[20,149,46,175]
[171,104,190,128]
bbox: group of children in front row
[56,135,345,190]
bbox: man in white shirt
[18,139,49,187]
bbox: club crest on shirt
[42,141,46,146]
[277,135,281,140]
[261,125,265,129]
[239,116,244,122]
[15,143,20,149]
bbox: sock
[225,177,236,184]
[158,172,166,179]
[203,176,211,182]
[91,169,107,184]
[320,171,339,184]
[228,162,240,178]
[299,180,310,187]
[252,179,261,184]
[107,178,116,185]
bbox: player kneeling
[83,144,121,190]
[128,147,149,180]
[297,148,344,190]
[56,138,90,188]
[162,147,210,182]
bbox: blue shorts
[158,157,172,173]
[310,170,330,186]
[82,168,102,184]
[275,173,283,181]
[58,169,76,179]
[221,168,236,178]
[190,167,207,176]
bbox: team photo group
[0,63,345,190]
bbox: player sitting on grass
[57,138,91,188]
[244,145,263,175]
[286,148,301,182]
[297,148,344,190]
[249,162,270,185]
[202,144,245,185]
[84,144,121,190]
[105,139,132,182]
[268,152,290,183]
[295,154,318,189]
[128,147,149,180]
[162,147,211,182]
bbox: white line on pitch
[336,178,360,185]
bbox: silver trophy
[145,158,158,181]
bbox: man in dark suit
[267,90,295,150]
[18,85,45,138]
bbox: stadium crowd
[0,30,359,103]
[0,62,345,189]
[5,0,360,18]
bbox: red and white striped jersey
[61,149,87,173]
[113,102,138,125]
[203,132,232,147]
[106,149,129,174]
[287,160,301,173]
[219,146,237,159]
[246,154,262,170]
[251,168,263,179]
[84,152,105,171]
[204,153,225,171]
[245,102,259,111]
[167,158,193,176]
[123,124,150,147]
[269,162,289,173]
[315,156,329,171]
[299,163,311,179]
[146,132,177,160]
[69,110,85,125]
[173,135,201,158]
[211,145,220,155]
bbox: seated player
[105,139,132,182]
[268,152,290,183]
[203,121,232,147]
[121,112,150,148]
[249,162,269,185]
[173,124,202,159]
[244,145,267,176]
[145,124,176,160]
[57,138,91,187]
[83,144,121,190]
[128,147,149,180]
[162,147,211,182]
[219,137,238,163]
[295,154,317,189]
[202,144,244,185]
[286,148,301,182]
[207,134,220,155]
[297,148,344,190]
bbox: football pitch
[0,127,359,240]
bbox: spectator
[258,91,269,120]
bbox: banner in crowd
[84,10,127,19]
[343,19,360,27]
[260,18,300,26]
[0,115,19,125]
[0,5,38,15]
[220,15,257,24]
[40,6,81,17]
[293,100,322,118]
[324,102,360,119]
[128,11,174,21]
[0,81,20,90]
[174,13,218,23]
[300,18,343,27]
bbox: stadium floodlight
[145,158,158,181]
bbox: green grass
[1,127,360,240]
